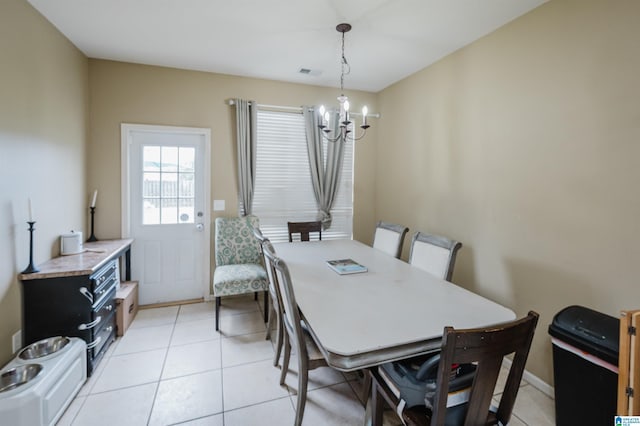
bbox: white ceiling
[27,0,546,93]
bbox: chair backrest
[215,215,262,266]
[288,221,322,242]
[408,232,462,281]
[373,221,409,259]
[262,246,307,358]
[429,311,539,426]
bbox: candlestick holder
[21,221,39,274]
[87,206,98,242]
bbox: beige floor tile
[149,370,223,426]
[91,348,165,393]
[217,294,261,317]
[509,384,555,426]
[113,324,173,355]
[162,339,222,379]
[300,382,365,426]
[224,397,295,426]
[177,301,215,323]
[73,383,157,426]
[221,331,274,367]
[171,317,220,346]
[178,414,225,425]
[222,359,290,411]
[218,310,267,337]
[129,306,179,329]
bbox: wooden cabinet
[19,239,133,376]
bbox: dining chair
[262,246,328,426]
[287,220,322,242]
[253,229,285,367]
[408,231,462,281]
[369,311,539,426]
[213,215,269,331]
[372,221,409,258]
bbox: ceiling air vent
[298,68,321,76]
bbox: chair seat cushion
[213,263,268,296]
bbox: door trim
[120,123,212,300]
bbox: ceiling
[27,0,547,93]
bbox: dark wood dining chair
[287,221,322,242]
[262,246,328,426]
[369,311,539,426]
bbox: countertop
[19,239,133,281]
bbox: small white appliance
[60,231,83,255]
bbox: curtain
[303,106,345,229]
[235,99,258,216]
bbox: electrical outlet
[12,330,22,353]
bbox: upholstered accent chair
[408,232,462,281]
[213,215,269,331]
[372,221,409,259]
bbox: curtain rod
[226,99,380,118]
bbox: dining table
[272,239,516,372]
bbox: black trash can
[548,305,619,426]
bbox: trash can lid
[548,305,619,365]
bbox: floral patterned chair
[213,215,269,331]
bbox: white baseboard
[502,358,554,398]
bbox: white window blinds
[251,109,353,243]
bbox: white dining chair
[372,221,409,259]
[408,231,462,281]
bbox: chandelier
[318,23,370,142]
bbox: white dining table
[272,239,516,372]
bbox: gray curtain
[235,99,257,216]
[303,106,345,229]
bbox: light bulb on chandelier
[318,23,371,143]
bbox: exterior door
[122,124,210,305]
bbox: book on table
[326,258,368,275]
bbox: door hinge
[629,326,636,336]
[626,387,634,398]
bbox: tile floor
[57,295,556,425]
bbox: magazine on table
[326,258,368,275]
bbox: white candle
[28,198,33,222]
[362,106,368,126]
[91,190,98,208]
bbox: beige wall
[0,0,89,365]
[87,60,378,257]
[377,0,640,385]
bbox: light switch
[213,200,225,211]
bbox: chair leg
[273,310,284,367]
[294,355,309,426]
[215,296,221,331]
[265,307,274,340]
[361,371,372,404]
[280,334,291,386]
[371,376,384,426]
[263,291,269,323]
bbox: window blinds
[251,109,353,243]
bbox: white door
[122,124,211,305]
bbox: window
[142,145,195,225]
[251,109,354,242]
